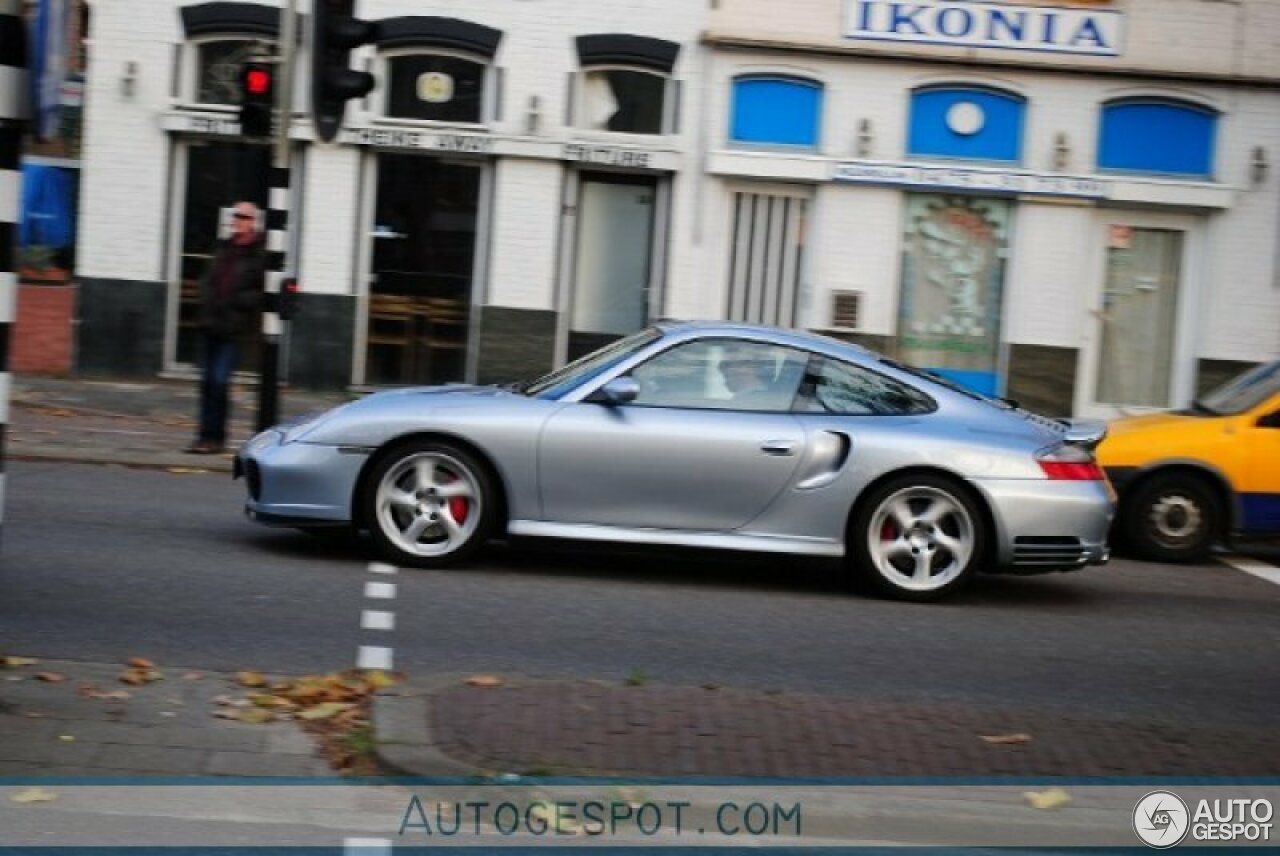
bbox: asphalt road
[3,460,1279,728]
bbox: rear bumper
[972,477,1115,573]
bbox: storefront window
[580,69,667,134]
[385,54,486,123]
[897,195,1010,397]
[1098,99,1217,178]
[908,86,1025,164]
[730,76,823,148]
[195,39,263,105]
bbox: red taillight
[1037,444,1105,481]
[1039,460,1105,480]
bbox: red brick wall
[13,284,76,375]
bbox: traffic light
[277,277,301,321]
[239,60,274,139]
[311,0,376,142]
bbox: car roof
[653,320,875,359]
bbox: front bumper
[236,429,367,526]
[972,477,1115,573]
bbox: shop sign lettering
[833,161,1111,199]
[563,144,653,168]
[847,0,1124,57]
[342,128,494,154]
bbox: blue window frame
[1098,99,1218,178]
[730,76,823,148]
[908,86,1026,164]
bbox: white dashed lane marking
[361,609,395,631]
[356,563,398,671]
[356,645,394,670]
[1219,553,1280,587]
[364,581,397,599]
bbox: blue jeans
[198,333,239,444]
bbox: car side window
[628,340,809,412]
[799,356,935,416]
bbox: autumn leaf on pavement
[1,656,39,668]
[237,671,268,688]
[980,733,1033,745]
[182,672,204,681]
[466,675,504,688]
[362,670,398,690]
[35,672,67,683]
[119,668,163,686]
[11,788,59,804]
[237,708,276,725]
[1023,788,1071,810]
[127,657,155,669]
[296,702,355,722]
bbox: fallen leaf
[165,467,209,475]
[24,712,46,719]
[363,670,397,690]
[77,683,99,697]
[160,712,178,718]
[119,668,163,686]
[296,702,355,721]
[1023,788,1072,811]
[11,788,59,804]
[466,675,504,688]
[35,672,67,683]
[97,690,131,702]
[183,672,204,681]
[213,709,239,720]
[237,671,268,688]
[237,708,275,724]
[127,657,155,669]
[981,733,1033,746]
[1,656,39,668]
[58,735,75,743]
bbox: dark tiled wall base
[1007,344,1078,418]
[76,279,167,377]
[475,306,557,386]
[287,294,355,390]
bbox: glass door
[172,139,270,369]
[1095,227,1184,408]
[567,173,657,361]
[366,153,481,386]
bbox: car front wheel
[850,474,985,602]
[1120,472,1220,563]
[363,440,496,568]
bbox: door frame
[1074,208,1205,420]
[553,167,670,367]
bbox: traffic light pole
[256,0,297,432]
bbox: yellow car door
[1238,391,1280,533]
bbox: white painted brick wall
[487,158,561,310]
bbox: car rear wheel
[363,440,496,568]
[850,475,985,602]
[1121,472,1221,563]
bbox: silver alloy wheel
[867,486,975,593]
[1149,493,1203,544]
[374,452,482,558]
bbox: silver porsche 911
[237,321,1114,600]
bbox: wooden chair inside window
[416,298,468,382]
[368,293,419,383]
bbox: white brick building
[75,0,1280,416]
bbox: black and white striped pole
[255,0,297,432]
[0,0,28,541]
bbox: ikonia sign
[846,1,1125,56]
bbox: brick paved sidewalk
[412,680,1280,778]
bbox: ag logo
[1134,791,1190,848]
[417,72,454,104]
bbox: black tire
[361,439,499,568]
[848,473,986,602]
[1120,472,1221,563]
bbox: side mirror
[1257,410,1280,429]
[588,377,639,406]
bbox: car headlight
[244,429,282,454]
[280,410,330,444]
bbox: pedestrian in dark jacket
[185,201,265,454]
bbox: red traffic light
[245,67,272,96]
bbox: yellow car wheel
[1121,472,1223,564]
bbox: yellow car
[1098,359,1280,562]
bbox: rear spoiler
[1059,419,1108,451]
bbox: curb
[371,674,490,779]
[9,449,235,474]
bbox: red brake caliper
[880,520,897,541]
[441,473,469,524]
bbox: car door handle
[760,440,798,456]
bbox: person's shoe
[184,440,224,455]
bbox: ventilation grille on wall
[830,290,862,331]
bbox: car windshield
[1194,359,1280,416]
[521,327,664,399]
